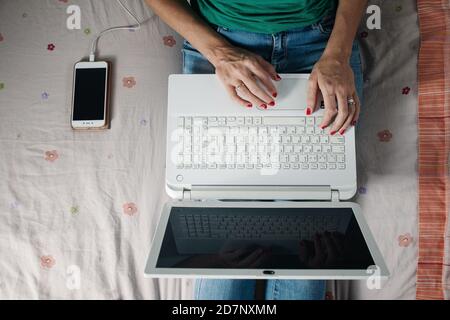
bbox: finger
[313,234,326,260]
[225,85,253,108]
[339,101,355,135]
[298,240,310,264]
[331,232,344,254]
[250,66,278,103]
[323,231,338,260]
[224,247,247,260]
[234,81,267,109]
[351,94,361,126]
[306,75,319,115]
[242,75,274,107]
[256,56,280,82]
[330,92,349,135]
[237,248,264,267]
[248,251,271,268]
[320,92,338,129]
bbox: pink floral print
[163,36,176,47]
[122,77,136,88]
[377,130,393,142]
[47,43,55,51]
[40,255,56,269]
[45,150,59,162]
[402,87,411,95]
[398,233,413,247]
[123,203,138,216]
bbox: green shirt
[194,0,337,34]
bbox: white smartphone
[71,61,110,130]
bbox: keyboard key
[332,145,345,153]
[330,136,345,144]
[263,117,307,126]
[337,154,345,163]
[174,116,345,172]
[306,117,315,126]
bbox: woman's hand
[217,247,270,268]
[211,45,281,109]
[306,55,360,135]
[298,232,344,268]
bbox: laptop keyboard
[175,116,346,170]
[177,213,341,240]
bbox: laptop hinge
[183,189,192,200]
[331,190,340,202]
[187,186,332,201]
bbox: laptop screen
[155,206,375,270]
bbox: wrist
[321,47,352,63]
[203,43,236,67]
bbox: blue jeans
[182,15,363,301]
[195,279,326,300]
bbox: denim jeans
[182,15,363,301]
[195,279,326,300]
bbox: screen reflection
[156,207,374,270]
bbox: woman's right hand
[211,45,281,109]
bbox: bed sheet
[0,0,419,299]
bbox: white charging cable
[89,0,142,62]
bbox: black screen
[73,68,107,121]
[156,207,375,270]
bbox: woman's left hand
[306,55,360,135]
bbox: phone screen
[73,68,107,121]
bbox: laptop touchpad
[273,78,322,111]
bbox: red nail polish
[351,120,357,126]
[330,131,336,135]
[246,103,252,108]
[272,92,278,98]
[260,104,267,109]
[340,129,346,135]
[269,101,275,107]
[306,108,312,116]
[276,75,282,81]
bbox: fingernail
[272,92,278,98]
[306,108,312,116]
[330,130,337,135]
[260,104,267,109]
[246,103,252,108]
[276,74,282,81]
[351,120,357,126]
[319,125,325,130]
[340,129,346,135]
[268,101,275,107]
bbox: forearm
[323,0,367,61]
[145,0,231,65]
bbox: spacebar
[263,117,305,126]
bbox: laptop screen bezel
[144,200,389,280]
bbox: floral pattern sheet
[0,0,419,299]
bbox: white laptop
[144,74,389,280]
